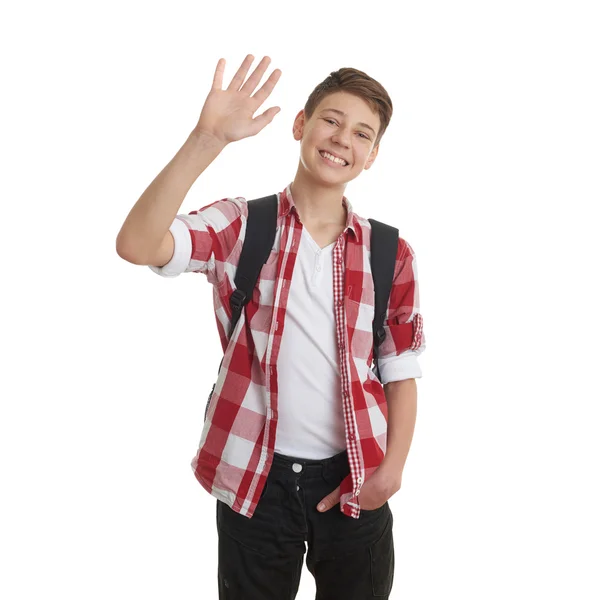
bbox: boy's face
[293,91,380,185]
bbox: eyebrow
[320,108,377,136]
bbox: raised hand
[194,54,282,145]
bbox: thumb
[317,486,340,512]
[249,106,281,136]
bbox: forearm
[381,378,418,481]
[116,130,227,261]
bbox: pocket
[321,457,350,490]
[346,298,375,362]
[369,516,394,597]
[360,502,386,514]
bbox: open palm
[195,54,282,144]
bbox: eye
[324,118,369,140]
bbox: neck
[290,166,348,227]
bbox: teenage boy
[116,54,425,600]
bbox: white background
[2,0,599,598]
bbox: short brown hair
[303,68,393,147]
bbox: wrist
[189,127,229,150]
[379,459,403,491]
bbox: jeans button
[292,463,303,473]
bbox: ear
[292,110,305,141]
[364,143,380,170]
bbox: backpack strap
[206,203,398,421]
[368,218,399,382]
[206,194,278,421]
[229,206,398,371]
[229,194,279,338]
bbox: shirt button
[349,433,355,441]
[316,264,321,272]
[292,463,303,473]
[337,299,343,307]
[357,476,363,484]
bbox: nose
[331,126,351,148]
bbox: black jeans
[216,449,394,599]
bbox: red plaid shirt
[150,183,425,518]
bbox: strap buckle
[230,289,247,311]
[374,326,386,346]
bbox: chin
[315,174,353,188]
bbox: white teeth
[320,151,347,166]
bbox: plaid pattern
[156,183,425,519]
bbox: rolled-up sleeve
[148,217,192,278]
[377,349,423,383]
[147,196,246,284]
[376,238,426,384]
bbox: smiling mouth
[319,150,349,167]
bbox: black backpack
[205,194,398,420]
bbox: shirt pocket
[346,274,375,307]
[346,297,375,362]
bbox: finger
[317,486,341,512]
[240,55,272,96]
[250,68,282,107]
[226,54,255,92]
[212,58,225,90]
[247,106,280,136]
